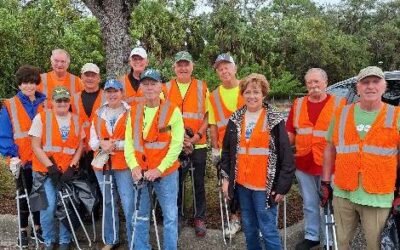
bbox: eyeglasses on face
[55,98,70,103]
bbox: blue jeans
[132,170,178,250]
[296,169,332,243]
[95,169,135,246]
[237,185,281,250]
[34,172,71,247]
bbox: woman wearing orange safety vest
[89,79,135,250]
[30,86,84,250]
[220,73,295,250]
[125,68,184,250]
[0,65,46,247]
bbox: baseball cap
[81,63,100,74]
[356,66,385,82]
[174,51,192,63]
[52,86,71,100]
[213,53,235,69]
[140,68,162,82]
[129,47,147,59]
[104,79,123,90]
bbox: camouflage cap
[52,86,70,100]
[174,51,193,63]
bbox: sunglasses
[55,98,70,103]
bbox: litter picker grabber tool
[16,169,39,250]
[277,196,287,250]
[148,183,161,250]
[130,176,146,250]
[324,199,338,250]
[216,161,231,245]
[101,155,117,245]
[58,185,92,250]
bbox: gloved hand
[393,195,400,214]
[60,165,76,183]
[211,148,221,166]
[320,181,333,207]
[9,157,22,179]
[47,165,62,184]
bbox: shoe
[295,239,320,250]
[194,218,206,237]
[31,227,44,243]
[59,243,70,250]
[224,219,241,237]
[17,230,29,249]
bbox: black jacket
[220,103,295,207]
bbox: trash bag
[380,214,400,250]
[29,173,48,212]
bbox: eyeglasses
[55,98,70,103]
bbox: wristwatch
[196,132,203,139]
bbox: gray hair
[50,49,70,64]
[304,68,328,82]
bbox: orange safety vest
[121,74,146,104]
[165,78,207,144]
[293,95,345,165]
[332,103,399,194]
[71,90,106,149]
[4,96,44,164]
[236,109,270,189]
[92,109,129,171]
[130,100,179,177]
[39,71,82,108]
[32,110,81,173]
[209,86,244,148]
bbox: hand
[100,139,115,153]
[182,141,194,155]
[144,168,162,182]
[9,157,22,179]
[211,148,221,166]
[60,165,76,183]
[320,181,333,207]
[131,167,143,182]
[271,191,284,203]
[393,196,400,214]
[47,165,62,184]
[222,179,230,200]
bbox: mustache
[308,88,324,94]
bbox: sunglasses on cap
[55,98,70,103]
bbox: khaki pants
[332,196,390,250]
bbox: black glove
[47,165,61,184]
[60,165,76,183]
[320,181,333,207]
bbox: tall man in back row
[322,66,400,250]
[286,68,345,250]
[165,51,210,237]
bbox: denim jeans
[132,170,178,250]
[33,172,71,247]
[296,169,332,244]
[237,185,281,250]
[95,169,135,246]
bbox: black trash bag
[56,184,82,233]
[29,174,48,212]
[380,213,400,250]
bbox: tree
[82,0,139,78]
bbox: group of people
[0,45,398,250]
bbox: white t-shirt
[244,109,262,141]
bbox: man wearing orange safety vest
[208,53,244,237]
[39,49,82,108]
[30,86,84,249]
[322,66,400,250]
[286,68,345,250]
[165,51,209,237]
[125,68,184,249]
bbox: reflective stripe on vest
[294,97,304,128]
[158,100,171,128]
[43,110,78,154]
[336,104,397,156]
[212,89,229,127]
[133,103,144,153]
[144,142,168,149]
[41,73,76,96]
[238,147,270,155]
[8,97,28,139]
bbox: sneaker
[18,230,29,249]
[295,239,320,250]
[224,219,241,237]
[59,243,70,250]
[31,227,44,243]
[194,218,206,237]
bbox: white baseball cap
[81,63,100,74]
[129,47,147,59]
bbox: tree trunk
[82,0,139,79]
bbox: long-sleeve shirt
[124,105,184,173]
